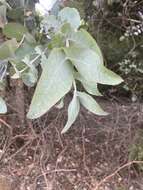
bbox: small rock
[129,186,134,190]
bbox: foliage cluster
[0,0,123,133]
[76,0,143,98]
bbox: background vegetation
[0,1,143,190]
[66,0,143,99]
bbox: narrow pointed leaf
[27,49,73,119]
[58,7,80,29]
[82,82,102,96]
[77,92,108,116]
[64,45,123,85]
[61,90,80,134]
[75,73,102,96]
[0,97,7,113]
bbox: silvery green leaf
[41,15,60,34]
[0,97,7,114]
[61,89,80,134]
[68,29,104,64]
[15,41,35,60]
[3,22,28,41]
[64,45,123,85]
[27,48,73,119]
[77,92,108,116]
[35,46,43,55]
[50,0,60,16]
[49,33,65,49]
[0,39,18,60]
[58,7,81,29]
[25,33,36,44]
[40,54,48,68]
[0,0,11,9]
[22,67,38,87]
[75,73,102,96]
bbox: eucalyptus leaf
[58,7,81,29]
[77,92,108,116]
[41,15,60,34]
[3,22,28,41]
[10,59,27,71]
[0,0,11,9]
[15,41,35,60]
[50,0,60,16]
[22,67,38,87]
[40,54,48,69]
[7,8,24,21]
[0,38,18,60]
[27,48,73,119]
[61,89,80,134]
[61,25,103,63]
[64,45,123,85]
[69,29,104,64]
[0,97,7,113]
[25,33,36,45]
[49,33,65,49]
[75,73,102,96]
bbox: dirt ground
[0,94,143,190]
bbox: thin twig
[0,118,12,130]
[37,168,76,178]
[94,161,143,190]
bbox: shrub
[0,2,123,133]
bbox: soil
[0,94,143,190]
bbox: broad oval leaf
[7,7,24,21]
[15,41,36,60]
[77,92,107,116]
[61,89,80,134]
[0,38,18,60]
[0,97,7,114]
[64,45,123,85]
[27,48,73,119]
[50,0,60,16]
[21,67,38,87]
[58,7,81,29]
[3,22,28,41]
[41,15,60,34]
[49,33,65,49]
[60,25,103,63]
[68,29,103,63]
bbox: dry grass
[0,94,143,190]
